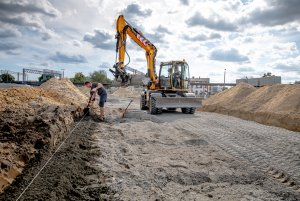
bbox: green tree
[73,72,86,83]
[263,72,272,77]
[0,73,15,82]
[38,74,54,82]
[89,70,111,83]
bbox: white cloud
[0,25,21,38]
[0,0,60,40]
[121,3,152,22]
[179,0,189,6]
[186,12,238,32]
[72,40,82,47]
[270,56,300,75]
[183,32,222,41]
[49,51,87,63]
[241,0,300,26]
[210,48,250,63]
[83,29,114,50]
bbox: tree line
[71,70,112,83]
[0,73,15,82]
[0,70,112,83]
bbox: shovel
[83,106,90,116]
[122,100,133,118]
[83,93,94,116]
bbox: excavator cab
[159,61,190,90]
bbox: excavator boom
[111,15,157,89]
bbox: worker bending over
[84,81,107,120]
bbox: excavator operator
[172,64,181,88]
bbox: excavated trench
[0,79,90,196]
[0,105,79,191]
[1,113,115,201]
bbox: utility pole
[23,68,25,83]
[223,68,226,89]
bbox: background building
[236,76,281,87]
[190,77,210,96]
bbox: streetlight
[61,69,65,79]
[223,68,226,89]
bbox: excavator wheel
[157,108,162,114]
[149,97,157,114]
[189,107,196,114]
[140,94,148,110]
[149,97,162,114]
[181,108,191,114]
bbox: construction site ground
[1,81,300,201]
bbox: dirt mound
[112,86,141,98]
[78,86,90,96]
[0,87,69,112]
[205,83,256,106]
[0,78,86,193]
[201,84,300,131]
[40,78,87,105]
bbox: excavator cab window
[171,62,190,89]
[172,64,181,88]
[159,62,190,89]
[159,63,172,89]
[181,62,190,89]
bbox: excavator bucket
[155,97,202,108]
[110,63,131,86]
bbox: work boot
[100,107,105,120]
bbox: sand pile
[0,78,86,193]
[201,83,300,131]
[0,78,87,112]
[40,78,87,105]
[112,86,141,98]
[0,87,70,112]
[204,83,256,106]
[78,86,90,96]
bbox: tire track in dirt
[84,103,299,200]
[171,112,300,192]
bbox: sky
[0,0,299,83]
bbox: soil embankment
[201,83,300,131]
[0,78,86,193]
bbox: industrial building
[190,77,210,96]
[236,76,281,87]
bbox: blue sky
[0,0,299,83]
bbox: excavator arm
[110,15,158,89]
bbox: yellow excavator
[110,15,202,114]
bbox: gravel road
[92,96,300,200]
[159,112,300,187]
[181,113,298,172]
